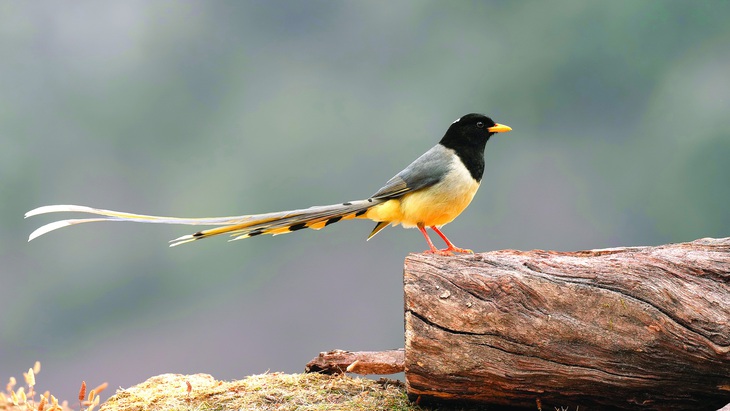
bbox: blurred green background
[2,0,729,403]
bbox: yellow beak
[488,123,512,133]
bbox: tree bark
[404,237,730,410]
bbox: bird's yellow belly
[365,177,480,228]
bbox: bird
[26,113,511,255]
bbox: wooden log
[305,349,405,375]
[404,237,730,410]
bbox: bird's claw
[424,247,473,256]
[424,249,453,256]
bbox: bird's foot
[446,246,473,254]
[423,246,473,256]
[424,248,454,256]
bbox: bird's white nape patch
[452,117,461,124]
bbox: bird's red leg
[418,225,451,255]
[430,226,473,254]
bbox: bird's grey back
[370,144,452,199]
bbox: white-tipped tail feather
[26,200,384,246]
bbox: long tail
[25,200,385,247]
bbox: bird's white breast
[399,149,480,228]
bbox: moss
[4,364,484,411]
[100,373,414,411]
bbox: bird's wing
[370,144,453,199]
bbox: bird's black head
[440,113,511,149]
[439,113,512,182]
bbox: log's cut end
[404,237,730,410]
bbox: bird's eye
[476,122,484,128]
